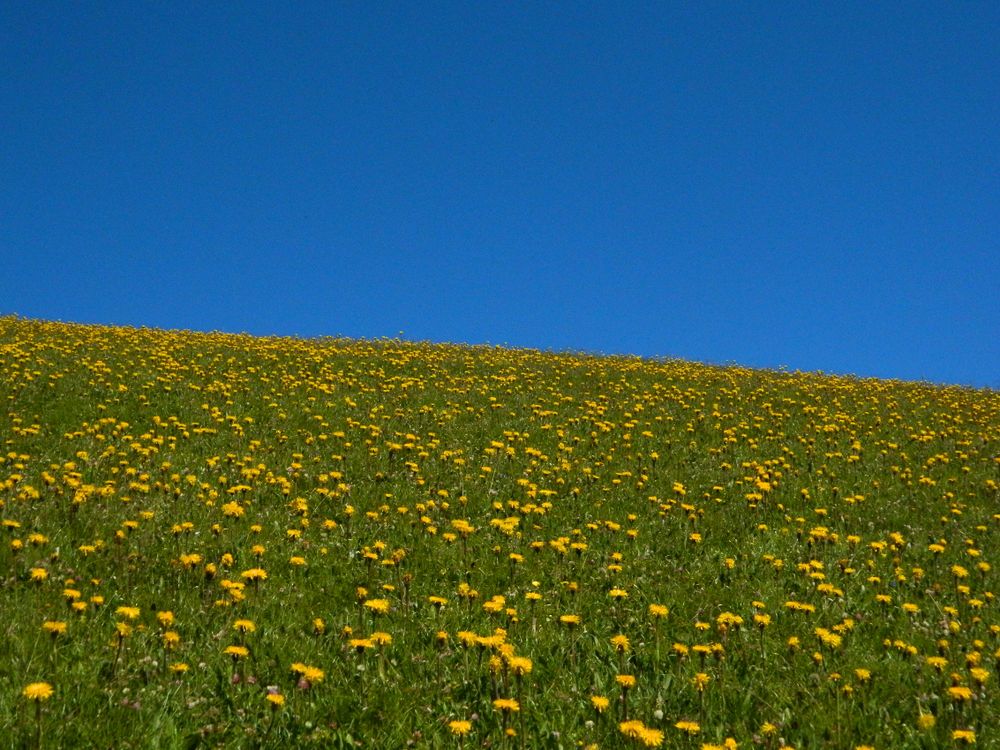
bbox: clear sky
[2,3,998,388]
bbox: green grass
[1,315,998,748]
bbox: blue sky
[2,3,997,387]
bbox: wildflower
[448,720,472,735]
[507,656,532,676]
[301,666,324,683]
[224,645,249,660]
[674,720,700,735]
[611,634,631,652]
[493,698,519,713]
[169,662,190,673]
[620,720,645,739]
[233,619,256,633]
[266,693,285,708]
[952,729,976,744]
[948,686,973,702]
[23,683,54,702]
[591,695,610,713]
[926,656,948,672]
[640,727,664,747]
[42,621,67,637]
[349,638,374,652]
[364,598,390,615]
[116,606,140,620]
[616,674,636,689]
[692,672,710,691]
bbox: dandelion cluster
[1,317,999,747]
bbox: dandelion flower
[224,645,249,660]
[266,693,285,708]
[674,720,700,735]
[493,698,519,713]
[364,598,390,615]
[116,606,140,620]
[23,683,54,701]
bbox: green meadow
[1,316,998,748]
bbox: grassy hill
[2,316,998,748]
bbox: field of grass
[1,316,998,749]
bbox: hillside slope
[2,317,998,748]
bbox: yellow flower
[640,727,664,747]
[169,662,190,673]
[648,604,669,618]
[116,606,140,620]
[926,656,948,672]
[952,729,976,744]
[620,720,645,739]
[364,598,390,615]
[507,655,532,676]
[591,695,610,713]
[448,720,472,736]
[611,634,631,652]
[493,698,519,713]
[240,568,268,582]
[233,619,256,633]
[42,621,67,636]
[948,686,973,702]
[616,674,636,689]
[23,682,54,702]
[224,645,249,660]
[266,693,285,708]
[675,720,700,735]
